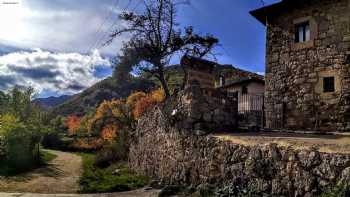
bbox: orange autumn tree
[66,115,81,136]
[85,88,165,142]
[71,138,104,151]
[150,88,166,103]
[131,88,165,120]
[88,99,130,141]
[126,91,147,109]
[101,124,118,141]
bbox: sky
[0,0,280,98]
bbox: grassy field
[78,153,149,193]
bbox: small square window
[242,86,248,95]
[323,77,335,93]
[346,55,350,64]
[295,22,310,43]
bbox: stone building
[220,77,265,113]
[181,55,216,96]
[180,55,265,129]
[175,56,239,132]
[251,0,350,131]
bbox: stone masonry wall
[265,0,350,131]
[129,106,350,196]
[171,82,237,133]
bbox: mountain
[51,76,155,116]
[51,62,262,116]
[34,95,72,109]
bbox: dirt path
[0,150,161,196]
[0,150,83,194]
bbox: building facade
[220,78,265,113]
[181,55,216,96]
[251,0,350,131]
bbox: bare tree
[107,0,218,98]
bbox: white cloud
[256,72,265,76]
[0,49,111,95]
[0,0,131,55]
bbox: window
[295,22,310,43]
[219,76,225,86]
[242,86,248,95]
[346,55,350,64]
[323,77,335,93]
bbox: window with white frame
[295,22,310,43]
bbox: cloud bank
[0,0,133,55]
[0,49,111,95]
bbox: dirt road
[0,150,82,194]
[0,150,160,196]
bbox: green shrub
[94,128,129,167]
[0,87,53,175]
[0,114,41,175]
[42,132,66,150]
[79,153,149,193]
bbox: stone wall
[265,0,350,131]
[171,82,237,133]
[186,69,215,90]
[129,106,350,196]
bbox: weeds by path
[78,153,149,193]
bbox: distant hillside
[51,62,262,116]
[51,77,155,116]
[152,64,262,89]
[34,95,72,109]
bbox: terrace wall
[129,105,350,196]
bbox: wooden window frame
[295,22,310,43]
[292,16,317,50]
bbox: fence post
[282,102,286,129]
[262,96,265,128]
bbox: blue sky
[178,0,280,71]
[0,0,280,98]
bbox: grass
[78,153,149,193]
[40,150,57,164]
[0,149,57,176]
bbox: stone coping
[215,131,350,154]
[0,189,160,197]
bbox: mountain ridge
[50,76,155,116]
[34,95,72,109]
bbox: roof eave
[249,1,285,26]
[249,9,267,25]
[221,78,265,89]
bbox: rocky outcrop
[129,106,350,196]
